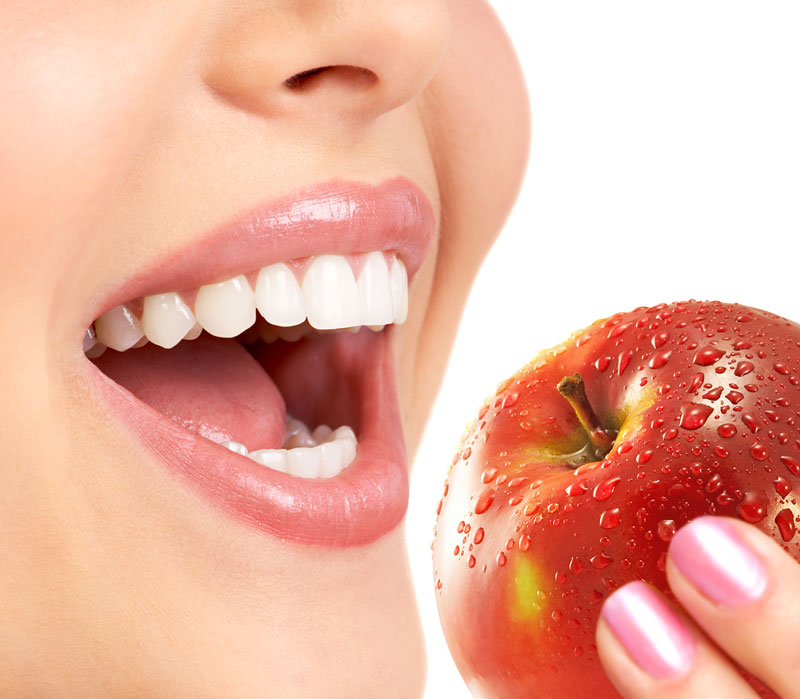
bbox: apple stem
[557,374,614,459]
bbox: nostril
[283,65,377,91]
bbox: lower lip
[87,331,409,548]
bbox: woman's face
[0,0,528,695]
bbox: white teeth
[87,251,410,353]
[317,440,345,478]
[302,255,361,330]
[194,275,256,338]
[142,293,196,349]
[274,322,311,343]
[85,340,107,359]
[287,447,321,478]
[95,304,144,352]
[333,426,357,464]
[389,257,408,324]
[286,431,316,449]
[220,419,358,479]
[255,263,306,327]
[311,424,332,443]
[258,322,280,343]
[285,416,309,441]
[249,449,289,473]
[84,326,98,353]
[357,252,393,326]
[221,440,248,455]
[184,322,203,341]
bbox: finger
[666,515,800,699]
[596,581,758,699]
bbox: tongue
[94,334,286,450]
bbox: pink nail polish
[670,517,768,606]
[601,581,696,680]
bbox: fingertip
[668,517,768,608]
[599,582,696,682]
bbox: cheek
[0,2,207,297]
[394,231,439,447]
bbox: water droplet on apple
[737,489,768,523]
[566,479,589,497]
[593,476,621,501]
[774,476,792,497]
[473,527,485,544]
[474,489,495,515]
[735,360,755,377]
[599,508,621,529]
[590,552,613,569]
[717,423,737,438]
[496,552,506,567]
[776,508,796,541]
[587,589,605,605]
[481,468,498,484]
[680,402,714,430]
[651,331,669,348]
[595,356,611,372]
[717,490,736,506]
[781,455,800,476]
[523,502,541,517]
[617,350,632,375]
[655,519,676,542]
[688,372,705,393]
[569,556,583,574]
[468,555,476,568]
[694,346,726,366]
[705,473,724,493]
[750,443,769,461]
[649,350,672,369]
[742,413,760,433]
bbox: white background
[406,2,800,696]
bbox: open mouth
[82,178,434,547]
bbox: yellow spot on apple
[615,384,658,443]
[510,556,544,622]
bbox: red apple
[433,300,800,698]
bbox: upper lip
[83,176,435,329]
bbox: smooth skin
[598,517,800,698]
[0,1,528,697]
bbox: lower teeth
[220,418,357,479]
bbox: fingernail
[601,581,696,680]
[670,517,768,606]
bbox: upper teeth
[87,251,408,353]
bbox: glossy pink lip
[85,178,435,547]
[83,176,434,326]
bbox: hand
[596,516,799,698]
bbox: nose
[204,0,449,122]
